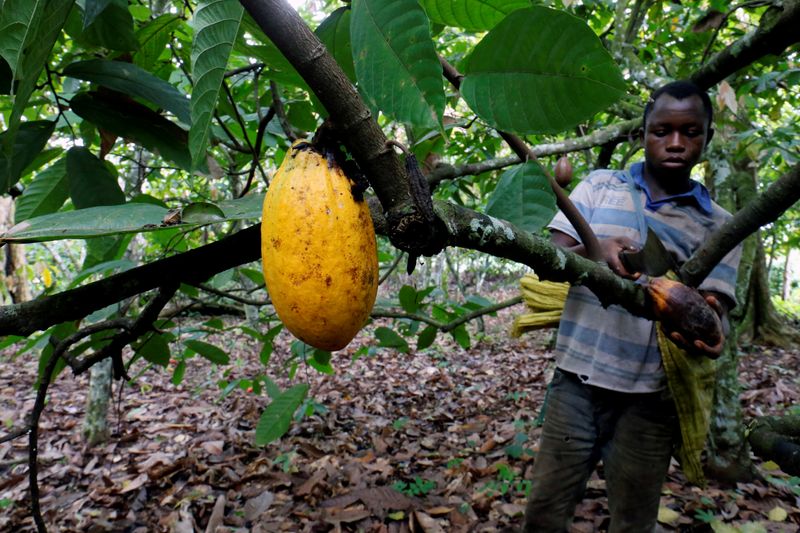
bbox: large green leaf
[316,7,355,82]
[135,333,171,367]
[485,161,556,233]
[461,6,626,134]
[65,147,125,208]
[418,0,529,32]
[80,0,139,51]
[1,203,169,243]
[189,0,244,169]
[0,193,265,243]
[0,120,55,194]
[0,0,43,85]
[255,384,309,446]
[70,91,192,170]
[134,14,182,71]
[351,0,445,131]
[7,0,73,138]
[82,0,113,29]
[15,158,69,221]
[185,339,229,365]
[64,59,191,124]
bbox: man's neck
[642,169,692,202]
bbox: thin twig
[269,80,298,141]
[378,252,406,285]
[0,425,30,444]
[239,107,276,197]
[194,283,271,306]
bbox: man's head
[641,81,715,189]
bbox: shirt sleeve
[547,172,601,243]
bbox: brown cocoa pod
[647,277,723,348]
[554,156,573,187]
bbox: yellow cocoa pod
[261,141,378,351]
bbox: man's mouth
[661,158,687,168]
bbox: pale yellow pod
[261,141,379,351]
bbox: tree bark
[0,197,31,303]
[81,358,112,446]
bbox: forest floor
[2,285,800,532]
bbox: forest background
[0,0,799,530]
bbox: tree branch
[681,163,800,287]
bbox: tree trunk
[82,358,113,446]
[749,415,800,476]
[705,168,756,483]
[0,197,32,304]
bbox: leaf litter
[1,296,800,532]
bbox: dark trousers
[523,369,679,532]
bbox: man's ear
[705,127,715,146]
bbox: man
[523,81,741,532]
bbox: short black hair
[643,80,713,127]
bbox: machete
[619,227,679,278]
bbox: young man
[522,81,741,532]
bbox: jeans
[523,369,678,532]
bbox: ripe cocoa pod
[554,156,573,187]
[261,140,379,351]
[647,277,723,348]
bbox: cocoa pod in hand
[647,277,723,348]
[554,156,573,187]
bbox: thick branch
[0,226,261,336]
[239,0,442,255]
[691,0,800,90]
[680,163,800,287]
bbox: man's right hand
[551,230,641,279]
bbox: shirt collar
[630,161,713,215]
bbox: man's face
[643,94,711,186]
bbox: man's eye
[686,129,702,137]
[652,130,667,137]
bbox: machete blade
[619,227,678,277]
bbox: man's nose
[666,132,685,151]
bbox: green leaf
[70,91,192,170]
[83,234,128,269]
[185,339,230,365]
[36,322,76,388]
[375,326,410,353]
[0,193,266,243]
[15,158,69,221]
[351,0,445,131]
[6,0,72,139]
[316,7,355,82]
[134,14,182,71]
[135,334,171,367]
[64,59,191,124]
[255,384,309,446]
[66,147,125,208]
[417,325,437,350]
[0,120,55,194]
[181,201,225,224]
[451,324,470,349]
[0,0,43,84]
[418,0,529,32]
[398,285,419,314]
[80,0,139,51]
[190,0,244,168]
[0,203,167,243]
[485,161,556,233]
[236,14,308,90]
[172,360,186,385]
[307,349,335,375]
[82,0,112,29]
[461,6,626,134]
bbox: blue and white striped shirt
[548,162,741,392]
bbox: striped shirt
[548,162,741,393]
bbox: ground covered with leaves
[2,298,800,532]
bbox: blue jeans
[523,369,679,532]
